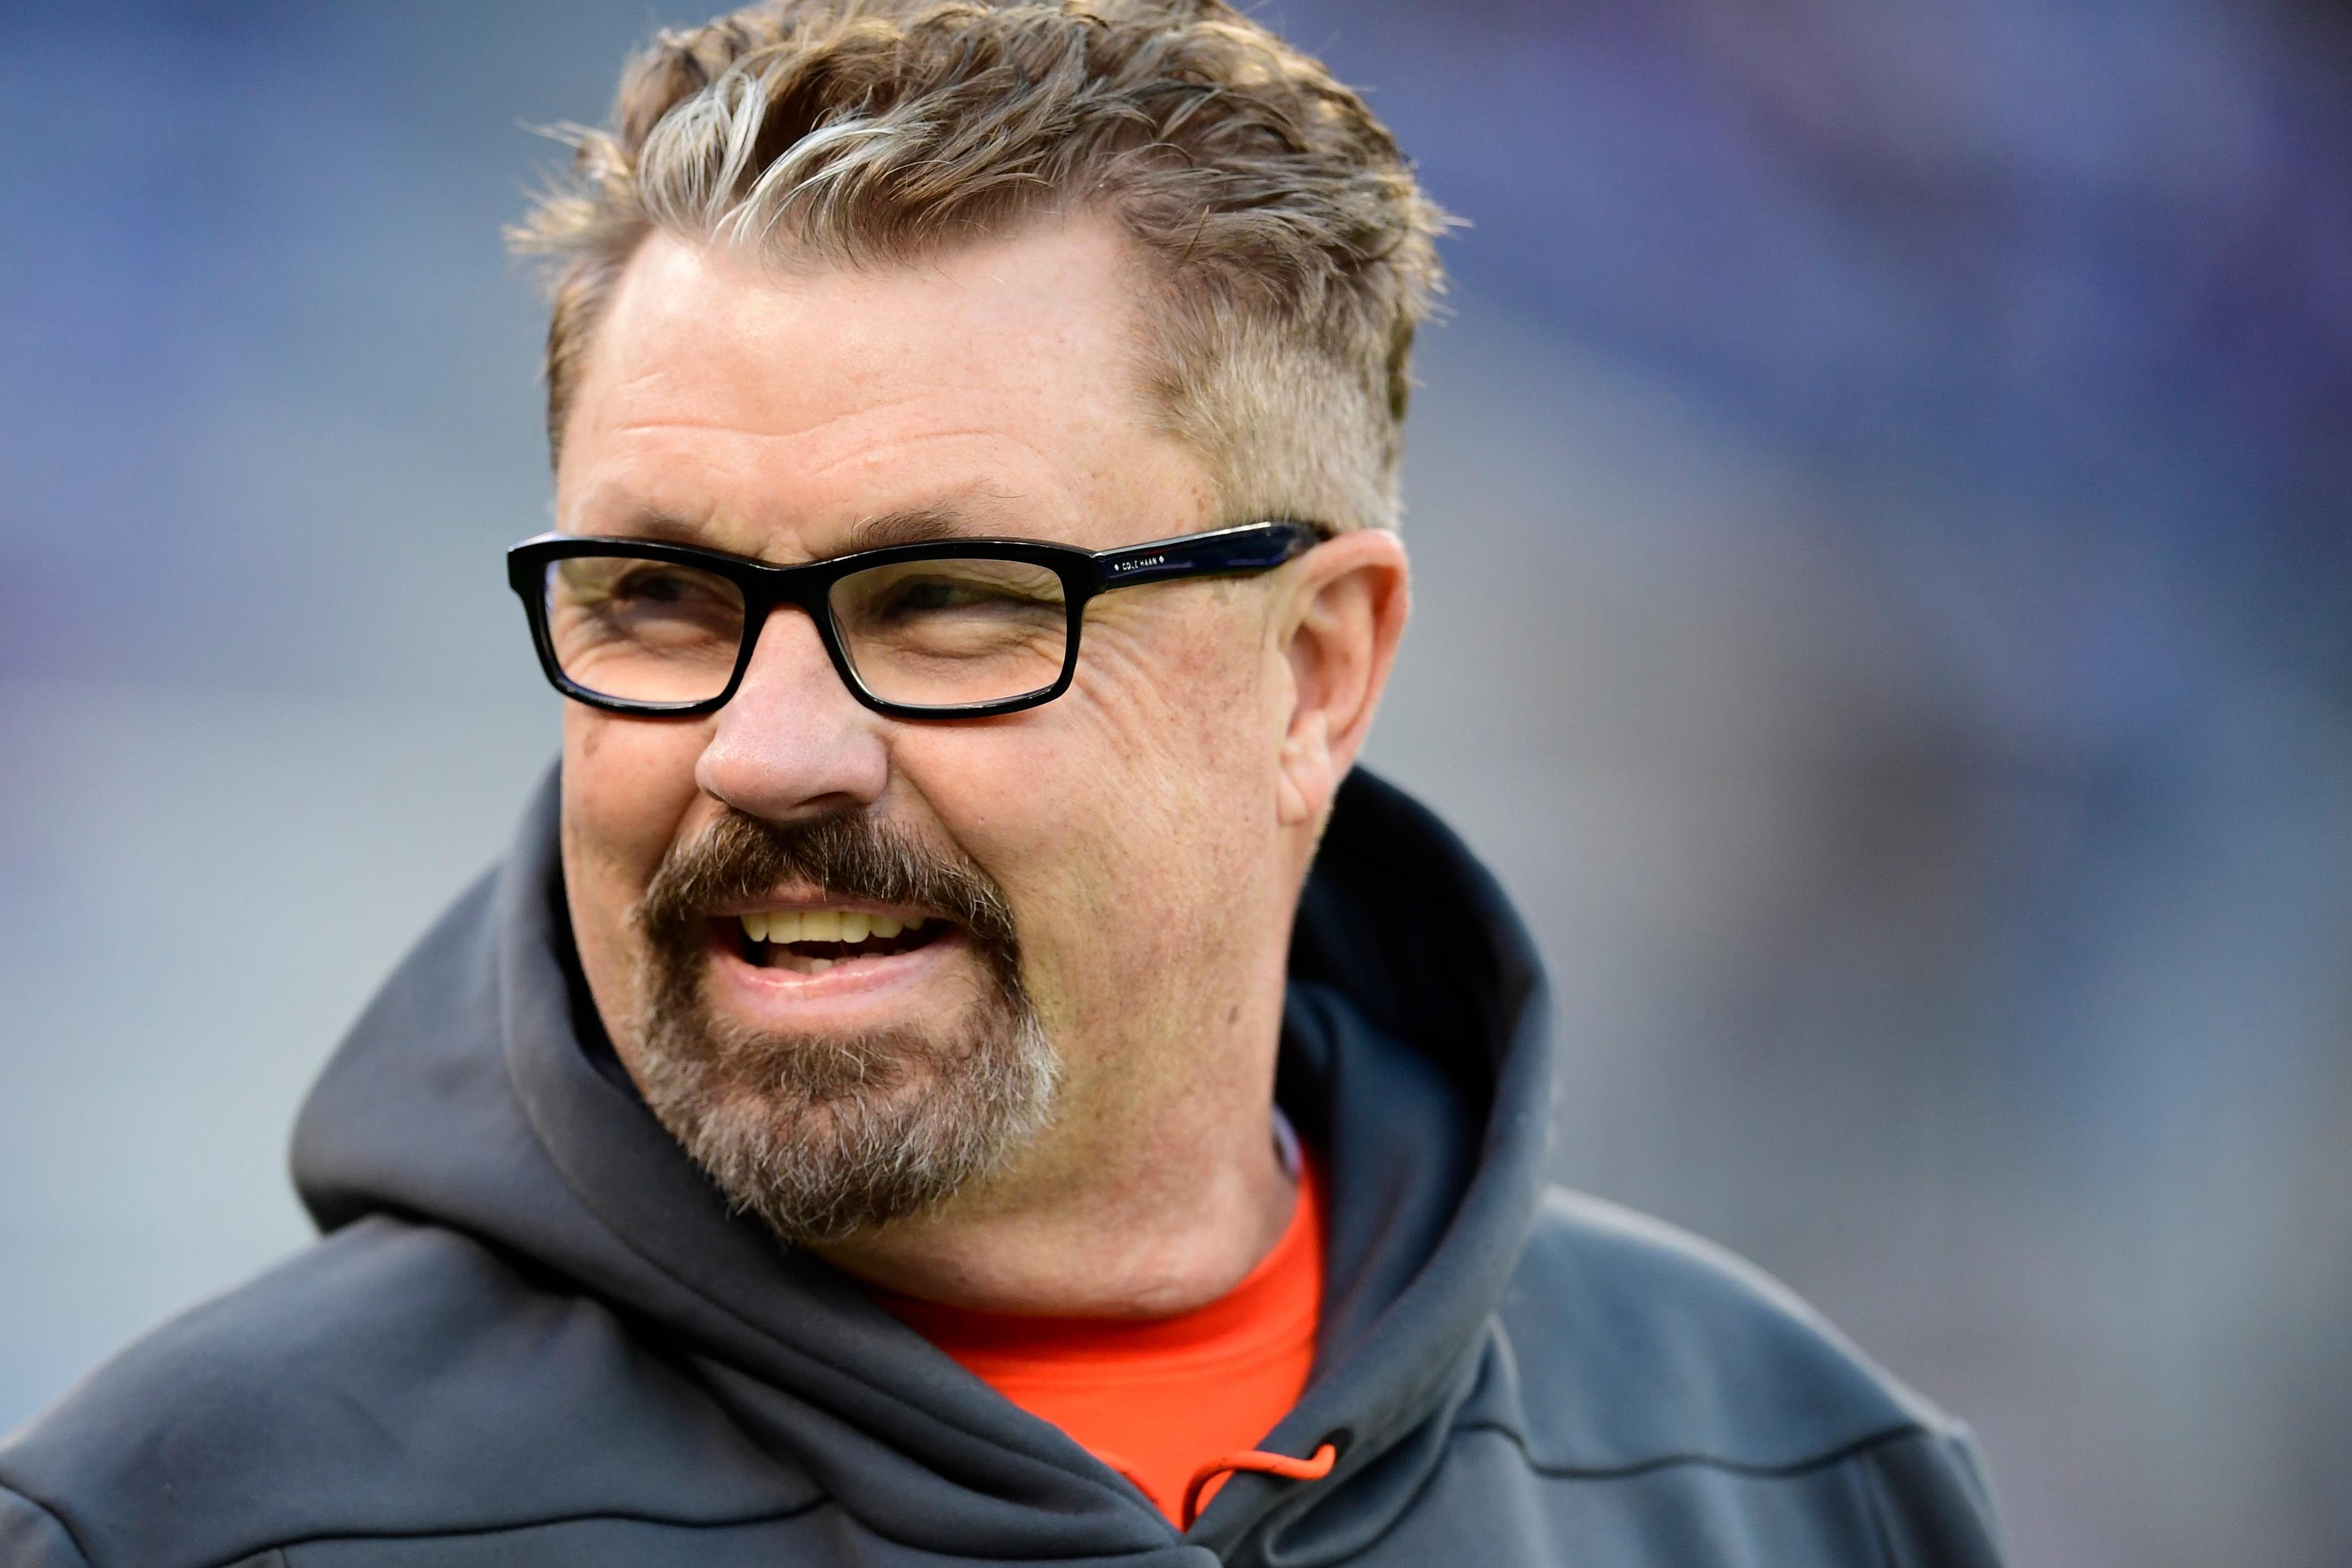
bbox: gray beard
[627,980,1058,1242]
[622,811,1060,1242]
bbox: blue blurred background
[4,2,2348,1562]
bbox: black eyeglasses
[507,521,1322,720]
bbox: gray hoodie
[0,769,2005,1566]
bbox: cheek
[900,597,1284,1011]
[560,707,711,984]
[1078,593,1285,819]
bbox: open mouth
[728,909,949,976]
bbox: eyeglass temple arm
[1090,522,1321,592]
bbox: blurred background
[3,1,2347,1561]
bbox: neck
[810,1088,1298,1318]
[810,840,1316,1317]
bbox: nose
[695,604,890,820]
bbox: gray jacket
[0,769,2004,1566]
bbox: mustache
[633,810,1021,970]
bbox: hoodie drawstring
[1180,1441,1338,1529]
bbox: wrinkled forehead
[552,221,1218,564]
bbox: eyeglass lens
[540,553,1074,709]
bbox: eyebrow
[597,502,998,560]
[844,505,986,552]
[609,513,716,548]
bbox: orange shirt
[877,1161,1325,1525]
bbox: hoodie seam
[190,1498,832,1567]
[557,1212,1151,1517]
[394,1213,1168,1549]
[0,1479,96,1568]
[1448,1419,1940,1482]
[1853,1445,1909,1568]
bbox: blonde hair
[510,0,1449,532]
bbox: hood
[292,765,1553,1562]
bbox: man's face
[555,218,1310,1238]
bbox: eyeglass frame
[506,519,1325,721]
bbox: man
[0,2,2003,1563]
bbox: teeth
[807,957,834,974]
[739,908,932,949]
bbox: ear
[1275,529,1411,827]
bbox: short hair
[510,0,1449,532]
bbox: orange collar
[876,1160,1327,1525]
